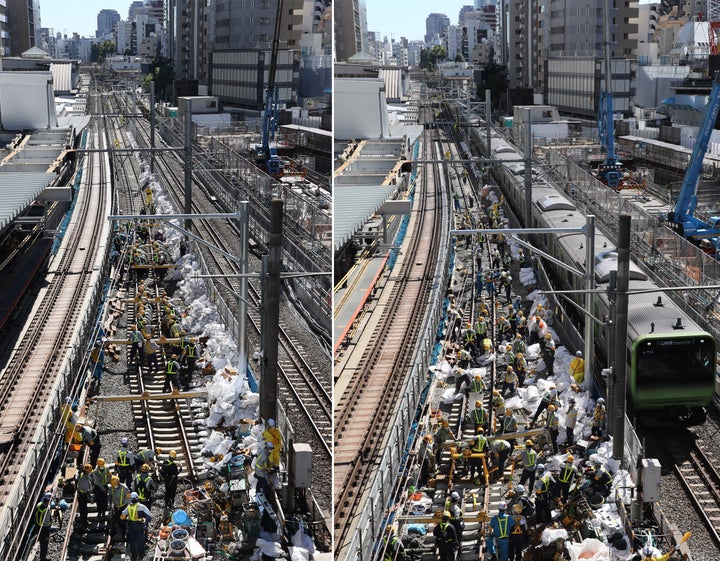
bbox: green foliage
[90,40,117,63]
[454,53,465,63]
[476,62,508,109]
[143,57,174,102]
[420,46,447,70]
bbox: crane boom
[668,71,720,249]
[597,0,622,188]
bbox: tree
[420,45,447,70]
[142,57,174,102]
[476,61,508,111]
[454,53,465,63]
[90,40,116,63]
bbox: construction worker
[492,389,506,416]
[417,434,436,486]
[591,398,607,439]
[546,404,560,452]
[489,501,514,561]
[433,511,458,561]
[109,475,131,540]
[253,442,274,498]
[263,419,283,468]
[569,350,585,385]
[133,463,156,507]
[501,366,518,397]
[535,465,555,523]
[35,493,53,561]
[128,324,144,366]
[92,458,111,520]
[134,448,156,472]
[454,367,472,396]
[499,408,518,448]
[497,315,512,343]
[490,439,512,481]
[508,484,534,518]
[531,386,559,426]
[541,333,556,376]
[502,345,515,369]
[565,398,578,447]
[556,455,578,502]
[519,440,538,489]
[514,353,527,386]
[143,334,160,372]
[468,429,488,479]
[121,492,152,561]
[470,374,486,394]
[462,322,478,353]
[445,491,464,548]
[116,437,135,487]
[508,503,529,561]
[515,311,527,339]
[511,333,526,355]
[433,419,455,464]
[160,450,179,508]
[89,340,105,382]
[181,337,198,389]
[76,463,93,527]
[474,315,488,341]
[382,525,406,561]
[589,462,613,497]
[163,354,181,392]
[467,400,488,433]
[80,425,101,467]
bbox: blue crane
[597,0,622,189]
[254,0,285,178]
[667,71,720,252]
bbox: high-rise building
[425,13,450,44]
[0,1,10,55]
[96,9,120,39]
[335,0,367,61]
[7,0,39,54]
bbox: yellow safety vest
[127,503,142,522]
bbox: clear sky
[38,0,134,38]
[364,0,656,44]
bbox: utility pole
[150,80,155,174]
[260,199,283,423]
[524,107,533,225]
[612,214,631,461]
[181,97,193,232]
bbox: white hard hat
[451,491,460,501]
[498,501,507,510]
[265,441,274,449]
[267,418,276,427]
[597,398,605,404]
[536,463,545,472]
[642,545,654,556]
[130,492,139,501]
[121,437,128,446]
[516,484,525,493]
[576,350,583,357]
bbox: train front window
[635,337,715,386]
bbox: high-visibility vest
[36,504,50,526]
[495,515,509,538]
[127,503,142,522]
[521,449,536,469]
[166,361,179,375]
[117,450,131,467]
[559,464,576,483]
[472,408,486,425]
[472,437,487,453]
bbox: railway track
[0,123,113,560]
[334,124,446,546]
[674,439,720,547]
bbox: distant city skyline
[39,1,132,38]
[364,0,656,44]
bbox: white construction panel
[0,72,58,130]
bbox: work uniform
[76,470,93,526]
[128,327,144,365]
[92,465,111,517]
[469,435,488,478]
[116,448,135,487]
[508,513,528,561]
[467,405,488,433]
[519,447,537,489]
[163,357,181,392]
[122,501,152,561]
[546,409,559,452]
[109,482,130,538]
[133,472,156,507]
[490,439,512,480]
[134,449,156,471]
[81,426,101,466]
[556,461,578,501]
[35,500,52,561]
[433,520,458,561]
[160,457,179,508]
[535,473,555,523]
[383,532,406,561]
[592,404,607,438]
[263,426,283,468]
[569,355,585,384]
[490,512,514,561]
[565,405,578,446]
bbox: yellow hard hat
[141,463,150,473]
[513,503,523,514]
[83,463,92,472]
[96,458,105,468]
[474,374,482,380]
[506,345,512,351]
[476,427,485,435]
[442,511,451,519]
[547,404,556,411]
[505,408,512,416]
[475,400,482,408]
[493,389,500,396]
[525,439,534,446]
[506,366,513,371]
[169,450,177,459]
[110,476,120,485]
[567,455,574,462]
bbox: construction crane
[709,0,720,54]
[666,71,720,253]
[597,0,622,188]
[253,0,285,178]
